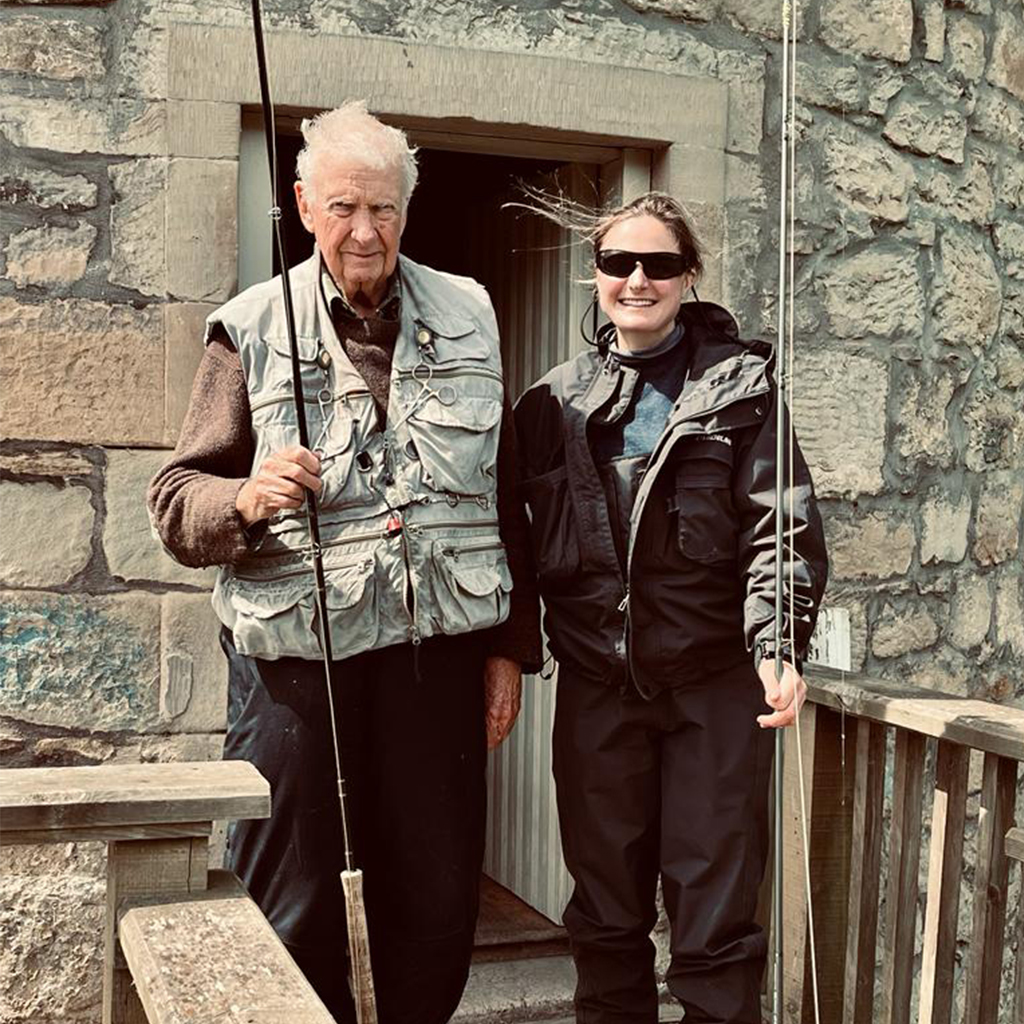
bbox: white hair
[296,100,419,208]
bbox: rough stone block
[166,159,238,303]
[948,574,993,651]
[719,50,764,156]
[820,245,923,340]
[0,16,104,81]
[987,10,1024,103]
[820,122,915,223]
[160,592,227,733]
[721,0,806,40]
[0,591,161,732]
[0,166,97,210]
[918,159,995,226]
[791,350,887,498]
[0,297,163,445]
[920,491,971,565]
[819,0,912,63]
[872,602,940,658]
[164,302,216,444]
[0,96,165,156]
[796,55,862,111]
[907,643,972,697]
[109,158,167,296]
[994,156,1024,209]
[167,100,241,158]
[103,448,215,587]
[867,67,907,116]
[884,92,967,163]
[948,17,987,83]
[994,340,1024,389]
[972,86,1024,151]
[619,0,719,21]
[933,229,1002,349]
[825,512,915,581]
[973,471,1024,566]
[0,449,94,477]
[921,0,944,63]
[994,221,1024,277]
[896,365,958,465]
[962,383,1021,472]
[0,847,105,1023]
[4,221,96,289]
[0,480,94,587]
[994,569,1024,658]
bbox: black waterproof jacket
[514,302,829,698]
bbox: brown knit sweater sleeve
[147,337,257,568]
[482,390,543,673]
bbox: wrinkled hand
[236,445,322,525]
[484,657,522,749]
[757,658,807,729]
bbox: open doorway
[240,122,620,939]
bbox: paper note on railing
[805,607,852,671]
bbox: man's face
[295,155,406,310]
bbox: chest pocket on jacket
[672,439,738,564]
[400,317,504,496]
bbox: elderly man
[149,101,541,1023]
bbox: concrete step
[453,954,576,1023]
[454,956,684,1024]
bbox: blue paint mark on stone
[0,595,157,729]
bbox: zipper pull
[410,624,422,646]
[618,590,629,613]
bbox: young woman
[514,192,828,1024]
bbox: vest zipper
[390,510,421,646]
[235,526,389,580]
[249,387,372,414]
[395,366,504,384]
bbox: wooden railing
[780,668,1024,1024]
[0,760,336,1024]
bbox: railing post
[103,833,211,1024]
[782,701,855,1022]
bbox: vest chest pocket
[672,443,738,564]
[430,539,512,635]
[402,371,503,495]
[323,556,379,658]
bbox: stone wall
[1,0,1022,1020]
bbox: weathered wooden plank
[782,703,855,1022]
[964,754,1017,1024]
[918,740,970,1024]
[844,719,886,1024]
[104,836,210,1024]
[0,760,270,834]
[1006,827,1024,863]
[119,870,336,1024]
[806,668,1024,762]
[881,729,926,1024]
[1,821,212,847]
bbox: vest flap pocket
[413,393,503,432]
[431,540,512,635]
[324,557,376,610]
[266,333,320,363]
[230,576,309,619]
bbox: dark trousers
[553,667,774,1024]
[221,629,488,1024]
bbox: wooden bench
[0,760,336,1024]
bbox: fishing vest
[207,251,510,661]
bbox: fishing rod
[247,4,377,1019]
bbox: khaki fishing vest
[208,251,510,661]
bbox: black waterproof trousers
[221,629,487,1024]
[553,664,774,1024]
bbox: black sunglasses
[595,249,687,280]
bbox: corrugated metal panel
[482,164,598,923]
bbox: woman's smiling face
[595,214,692,352]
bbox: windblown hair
[512,187,705,282]
[296,100,419,208]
